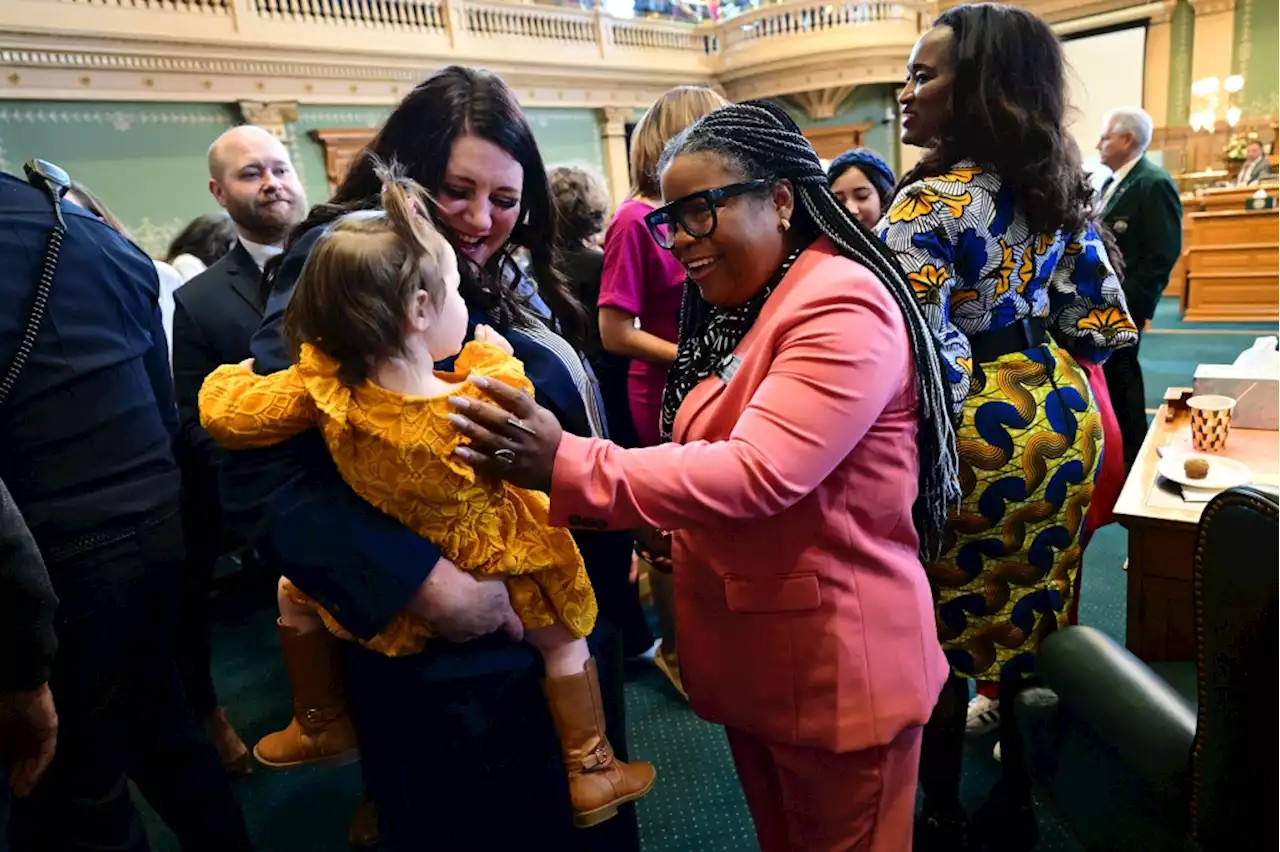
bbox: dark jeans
[919,675,1037,814]
[346,623,640,852]
[175,471,229,718]
[175,533,218,716]
[5,511,253,852]
[1102,335,1147,473]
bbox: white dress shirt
[238,236,284,271]
[152,260,182,371]
[1100,155,1142,208]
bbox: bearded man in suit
[171,125,308,774]
[1096,106,1183,472]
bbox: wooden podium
[1183,205,1279,322]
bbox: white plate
[1156,453,1252,492]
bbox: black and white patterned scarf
[659,248,802,443]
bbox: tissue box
[1194,365,1278,430]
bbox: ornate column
[597,106,633,208]
[1144,1,1181,128]
[237,100,299,142]
[786,86,856,122]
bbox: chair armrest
[1037,626,1196,785]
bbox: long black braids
[658,101,960,561]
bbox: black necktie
[1100,176,1114,202]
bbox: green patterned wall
[0,101,239,256]
[0,99,608,257]
[1232,0,1280,116]
[1167,0,1194,126]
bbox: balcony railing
[1,0,926,68]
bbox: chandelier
[1189,74,1244,132]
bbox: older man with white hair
[1096,106,1182,471]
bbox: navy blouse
[221,225,622,681]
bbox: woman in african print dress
[882,5,1138,851]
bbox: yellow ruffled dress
[199,341,596,657]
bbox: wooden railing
[4,0,925,59]
[720,1,919,50]
[255,0,448,31]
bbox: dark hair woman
[448,100,958,851]
[285,68,586,346]
[826,147,895,228]
[882,4,1139,849]
[165,211,237,281]
[221,66,641,851]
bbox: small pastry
[1184,458,1210,480]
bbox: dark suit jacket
[1101,156,1183,326]
[171,241,265,552]
[222,227,633,660]
[0,173,179,545]
[1238,156,1272,185]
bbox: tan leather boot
[648,567,687,700]
[543,658,656,828]
[253,620,359,769]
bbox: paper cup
[1188,394,1235,452]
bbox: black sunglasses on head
[644,179,774,250]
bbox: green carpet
[140,297,1231,851]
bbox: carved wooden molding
[803,122,875,161]
[1187,0,1236,16]
[720,53,907,104]
[0,38,710,109]
[239,99,298,139]
[309,126,377,194]
[1149,0,1181,25]
[598,106,632,138]
[787,86,857,122]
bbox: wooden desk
[1196,183,1279,212]
[1114,392,1279,662]
[1183,207,1279,322]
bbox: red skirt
[1070,357,1126,626]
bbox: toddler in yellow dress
[198,166,654,828]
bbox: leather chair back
[1191,485,1278,848]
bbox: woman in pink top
[599,86,725,448]
[598,85,725,698]
[450,103,959,850]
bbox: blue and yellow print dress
[879,162,1137,680]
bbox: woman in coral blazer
[450,103,955,850]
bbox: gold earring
[778,218,791,233]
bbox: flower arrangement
[1223,131,1264,164]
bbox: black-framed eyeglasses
[643,180,773,250]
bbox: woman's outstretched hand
[448,375,564,493]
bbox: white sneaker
[993,740,1002,762]
[966,695,1001,735]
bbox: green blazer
[1100,156,1183,326]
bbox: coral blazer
[550,238,948,753]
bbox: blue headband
[827,148,896,202]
